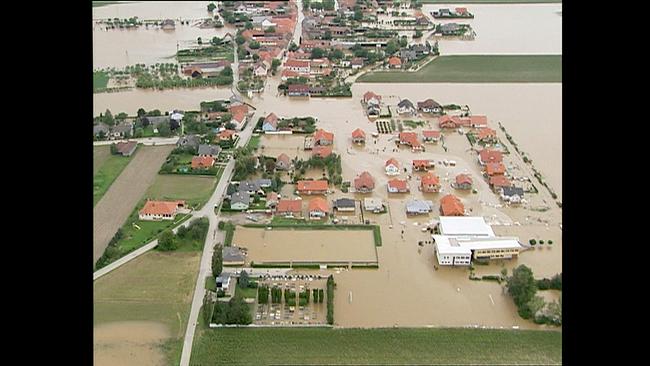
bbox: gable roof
[406,200,433,213]
[421,172,440,186]
[354,171,375,190]
[229,104,249,123]
[489,175,512,188]
[352,128,366,139]
[115,141,137,155]
[385,158,400,168]
[486,162,506,175]
[297,180,328,191]
[308,197,329,212]
[264,112,279,127]
[502,186,524,197]
[276,199,302,212]
[422,130,441,139]
[197,144,221,156]
[387,178,408,191]
[479,149,503,164]
[363,91,381,103]
[455,174,473,185]
[388,56,402,65]
[139,200,185,216]
[476,127,496,140]
[231,191,251,205]
[397,99,414,109]
[334,198,355,209]
[276,153,291,165]
[191,156,215,169]
[312,145,333,158]
[440,195,464,216]
[418,99,442,109]
[314,128,334,143]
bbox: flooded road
[424,3,562,55]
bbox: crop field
[93,149,136,206]
[94,251,201,365]
[358,55,562,83]
[145,173,220,209]
[190,327,562,365]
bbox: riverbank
[357,55,562,83]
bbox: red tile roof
[229,104,249,123]
[388,56,402,65]
[139,200,185,216]
[266,191,279,202]
[314,129,334,143]
[276,199,302,213]
[115,141,137,154]
[354,171,375,190]
[308,197,329,213]
[476,128,496,140]
[455,174,473,185]
[284,59,310,68]
[385,158,400,168]
[265,112,279,126]
[422,130,441,139]
[489,175,512,188]
[479,149,503,164]
[412,159,430,169]
[297,180,329,192]
[363,91,381,103]
[388,178,409,191]
[485,163,506,176]
[277,153,291,165]
[421,172,440,186]
[312,145,333,158]
[191,156,215,169]
[440,195,464,216]
[218,129,236,140]
[352,128,366,139]
[399,132,420,146]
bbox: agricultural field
[93,147,136,206]
[145,173,220,209]
[94,251,201,366]
[93,71,109,92]
[190,327,562,365]
[357,55,562,83]
[94,145,174,264]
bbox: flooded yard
[232,227,378,266]
[258,134,312,161]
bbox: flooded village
[93,1,562,365]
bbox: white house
[216,272,232,289]
[385,158,400,175]
[254,63,267,77]
[397,99,416,115]
[406,200,433,215]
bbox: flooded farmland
[94,321,170,366]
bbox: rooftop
[439,216,495,237]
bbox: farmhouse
[385,158,400,175]
[454,174,473,190]
[420,172,441,193]
[352,128,366,144]
[138,200,185,221]
[439,194,464,216]
[275,153,292,170]
[312,145,333,158]
[230,191,251,210]
[406,200,433,215]
[422,130,441,143]
[333,198,355,212]
[197,144,221,157]
[418,99,442,114]
[308,197,329,220]
[364,197,384,213]
[500,186,524,204]
[478,149,503,165]
[114,141,137,157]
[296,180,329,195]
[276,199,303,217]
[191,156,215,169]
[387,178,410,193]
[354,171,375,193]
[397,99,416,115]
[262,112,279,132]
[314,128,334,145]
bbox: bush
[539,240,544,244]
[529,239,537,245]
[548,240,554,244]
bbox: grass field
[235,285,257,299]
[93,71,109,92]
[145,174,219,209]
[190,327,562,365]
[94,251,201,366]
[93,146,111,175]
[357,55,562,83]
[246,134,261,150]
[93,149,136,206]
[421,0,561,3]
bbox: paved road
[93,136,180,146]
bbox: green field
[190,327,562,365]
[421,0,561,3]
[235,285,257,299]
[93,71,109,92]
[94,251,201,365]
[93,148,136,206]
[358,55,562,83]
[246,134,261,150]
[145,174,220,208]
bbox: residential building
[397,99,416,115]
[417,99,442,114]
[333,198,355,212]
[314,128,334,145]
[216,129,237,142]
[161,19,175,30]
[111,123,133,138]
[262,112,279,132]
[308,197,329,220]
[387,178,410,193]
[93,123,110,137]
[476,127,497,143]
[276,199,303,217]
[254,62,268,77]
[351,57,364,69]
[439,194,464,216]
[388,56,402,69]
[296,180,329,195]
[139,200,185,221]
[287,84,310,97]
[284,59,311,73]
[275,153,292,170]
[500,186,524,204]
[352,128,366,144]
[216,272,231,290]
[238,180,264,195]
[485,162,506,176]
[363,197,384,213]
[354,171,375,193]
[230,191,251,210]
[191,156,215,169]
[489,175,512,191]
[420,172,441,193]
[398,132,423,151]
[412,159,431,172]
[439,115,461,129]
[454,174,473,190]
[406,200,434,215]
[177,134,201,150]
[478,149,503,165]
[312,145,333,158]
[197,144,221,158]
[422,130,441,143]
[266,192,279,208]
[385,158,401,175]
[114,141,137,156]
[362,91,381,105]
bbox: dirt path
[94,145,174,263]
[93,146,111,176]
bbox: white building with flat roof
[439,216,495,238]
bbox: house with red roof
[454,174,473,190]
[398,132,423,151]
[308,197,330,220]
[276,199,303,217]
[412,159,432,172]
[275,153,292,171]
[476,128,497,144]
[229,104,249,127]
[388,56,402,69]
[287,84,310,97]
[284,59,310,73]
[478,149,503,165]
[216,129,237,142]
[296,180,329,195]
[485,162,506,176]
[439,115,462,129]
[362,91,381,105]
[352,128,366,144]
[422,130,441,143]
[139,200,186,221]
[440,195,464,216]
[262,112,279,132]
[387,178,410,193]
[191,156,215,169]
[463,115,488,128]
[420,172,441,193]
[314,129,334,145]
[354,171,375,193]
[266,192,279,208]
[312,145,333,158]
[489,175,512,191]
[385,158,400,175]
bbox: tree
[115,112,128,121]
[252,53,260,61]
[520,295,545,319]
[289,42,298,52]
[137,108,146,117]
[170,119,181,130]
[212,244,223,277]
[385,40,399,55]
[506,265,537,308]
[158,230,177,251]
[328,49,344,60]
[158,122,172,137]
[266,26,276,33]
[249,40,261,49]
[110,143,118,155]
[244,21,253,30]
[354,9,363,21]
[399,36,408,48]
[226,295,252,324]
[203,291,215,324]
[311,47,325,59]
[236,34,246,45]
[220,66,233,77]
[104,109,115,126]
[414,30,423,38]
[207,2,216,12]
[134,127,144,138]
[271,59,281,73]
[238,270,249,288]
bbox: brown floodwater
[94,321,170,366]
[423,3,562,55]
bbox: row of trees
[326,275,335,325]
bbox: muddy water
[259,134,312,161]
[93,1,215,21]
[233,227,377,263]
[94,321,170,366]
[423,3,562,55]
